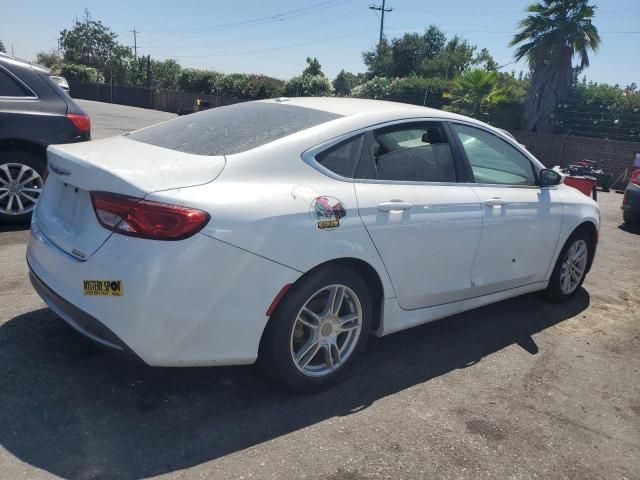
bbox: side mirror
[539,168,563,187]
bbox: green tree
[302,57,323,76]
[363,26,480,80]
[59,9,133,83]
[510,0,601,132]
[445,69,508,120]
[363,26,446,78]
[390,26,447,77]
[0,39,5,53]
[473,48,498,71]
[150,59,182,89]
[421,36,476,80]
[36,50,62,68]
[362,39,394,78]
[332,70,362,96]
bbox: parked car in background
[27,98,599,391]
[0,53,90,224]
[622,169,640,226]
[49,75,70,92]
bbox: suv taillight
[90,192,210,240]
[631,170,640,186]
[67,113,91,133]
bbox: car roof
[0,53,50,74]
[258,96,465,120]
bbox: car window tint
[315,134,363,178]
[0,68,30,97]
[451,123,536,186]
[357,122,456,182]
[128,102,342,156]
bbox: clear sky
[2,0,638,85]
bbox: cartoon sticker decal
[310,196,346,230]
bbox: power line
[171,29,376,58]
[139,0,353,34]
[138,10,362,50]
[369,0,393,46]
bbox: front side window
[0,68,31,97]
[451,123,536,186]
[357,122,457,183]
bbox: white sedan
[27,98,599,391]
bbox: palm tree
[445,69,508,120]
[511,0,600,132]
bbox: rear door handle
[484,197,509,208]
[377,201,413,212]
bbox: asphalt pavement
[0,101,639,480]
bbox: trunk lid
[37,136,225,260]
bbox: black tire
[0,148,46,225]
[545,229,592,303]
[591,185,598,201]
[623,210,638,226]
[259,265,372,392]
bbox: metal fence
[67,80,240,114]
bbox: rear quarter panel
[146,124,397,300]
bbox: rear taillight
[67,113,91,133]
[90,192,210,241]
[631,170,640,186]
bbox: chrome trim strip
[301,116,548,189]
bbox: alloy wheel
[0,163,44,216]
[559,239,588,295]
[290,284,363,377]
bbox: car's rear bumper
[29,266,143,358]
[27,211,301,366]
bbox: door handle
[377,201,413,212]
[484,197,509,208]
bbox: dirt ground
[0,102,638,480]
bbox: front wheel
[259,266,372,392]
[546,230,591,302]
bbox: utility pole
[131,28,138,59]
[11,44,14,57]
[369,0,392,46]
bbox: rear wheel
[0,149,45,225]
[259,266,372,392]
[546,230,591,302]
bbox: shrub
[209,73,285,100]
[59,63,103,83]
[284,74,332,97]
[352,76,449,107]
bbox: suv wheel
[0,149,45,224]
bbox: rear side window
[0,67,31,97]
[357,122,457,182]
[315,134,364,178]
[128,102,342,156]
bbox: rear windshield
[127,101,342,156]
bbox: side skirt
[376,281,548,336]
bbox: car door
[449,122,564,296]
[354,120,483,310]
